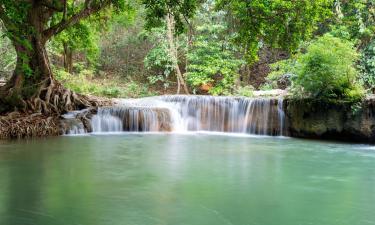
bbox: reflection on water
[0,134,375,225]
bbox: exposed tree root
[0,79,113,139]
[0,112,60,139]
[1,79,112,115]
[22,79,107,115]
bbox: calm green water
[0,134,375,225]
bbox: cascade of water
[160,95,285,135]
[64,95,286,136]
[61,110,87,135]
[91,106,173,133]
[277,98,285,136]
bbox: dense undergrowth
[54,69,157,98]
[0,0,373,102]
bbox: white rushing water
[66,95,286,136]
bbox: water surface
[0,134,374,225]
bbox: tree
[331,1,375,91]
[0,0,197,114]
[292,34,363,101]
[186,1,243,95]
[0,0,126,114]
[52,6,137,74]
[166,13,189,94]
[51,20,100,73]
[141,0,200,94]
[216,0,333,62]
[143,27,179,93]
[333,0,374,47]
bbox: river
[0,133,374,225]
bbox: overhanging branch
[42,0,111,40]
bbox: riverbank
[0,113,61,139]
[0,95,112,139]
[2,94,375,143]
[285,96,375,143]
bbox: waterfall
[90,106,174,133]
[64,95,286,136]
[159,96,285,135]
[277,98,285,136]
[61,110,86,135]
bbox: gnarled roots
[2,78,110,115]
[25,79,94,115]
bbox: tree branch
[63,0,67,20]
[43,0,111,40]
[0,4,15,30]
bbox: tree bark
[0,38,92,115]
[0,2,93,115]
[63,42,73,73]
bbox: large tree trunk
[0,7,92,115]
[0,0,116,115]
[0,40,92,115]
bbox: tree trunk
[0,0,115,116]
[0,8,92,115]
[166,14,189,95]
[63,42,73,73]
[0,39,92,115]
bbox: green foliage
[50,2,139,71]
[265,58,297,89]
[259,83,275,91]
[142,0,199,34]
[55,68,155,98]
[233,85,254,97]
[0,30,16,79]
[51,21,100,66]
[359,39,375,90]
[328,1,374,92]
[99,7,149,78]
[1,0,373,102]
[216,0,333,61]
[143,27,178,89]
[187,2,243,95]
[292,34,364,102]
[333,0,375,44]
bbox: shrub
[143,27,185,90]
[259,83,274,91]
[186,25,244,95]
[359,39,375,91]
[292,34,364,102]
[54,67,156,98]
[233,85,255,97]
[265,58,297,89]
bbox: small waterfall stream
[64,95,286,136]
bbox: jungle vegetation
[0,0,373,115]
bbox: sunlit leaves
[216,0,333,62]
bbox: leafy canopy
[142,0,201,34]
[216,0,333,61]
[333,0,374,44]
